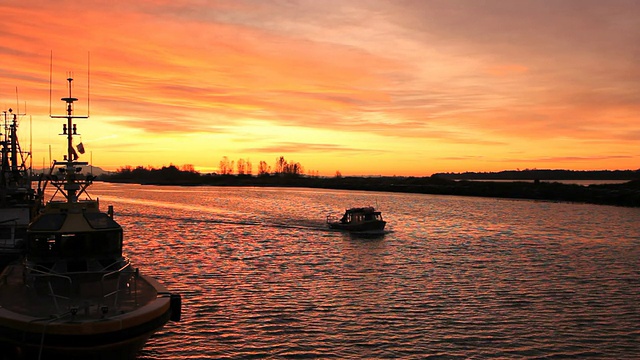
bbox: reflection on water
[87,182,640,359]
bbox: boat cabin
[26,201,124,272]
[340,207,383,224]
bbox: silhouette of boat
[327,206,386,232]
[0,77,181,359]
[0,108,41,268]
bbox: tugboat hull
[0,268,178,359]
[0,318,166,360]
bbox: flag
[77,142,85,154]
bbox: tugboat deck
[0,263,159,321]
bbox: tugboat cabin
[27,201,124,272]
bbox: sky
[1,0,639,176]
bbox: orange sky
[2,0,639,176]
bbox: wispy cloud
[243,141,386,155]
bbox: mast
[0,110,8,192]
[1,108,29,189]
[50,77,89,203]
[10,113,17,173]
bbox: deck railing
[25,259,139,317]
[100,261,138,309]
[25,266,73,314]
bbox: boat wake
[114,210,332,233]
[93,194,389,235]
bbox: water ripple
[89,183,640,359]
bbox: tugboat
[327,206,386,232]
[0,107,39,268]
[0,77,181,359]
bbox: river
[86,182,639,359]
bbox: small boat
[0,77,181,359]
[0,107,41,268]
[327,206,386,232]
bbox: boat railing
[25,266,73,314]
[100,261,138,310]
[25,260,140,317]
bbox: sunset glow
[2,0,639,176]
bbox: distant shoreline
[455,179,630,186]
[100,174,640,208]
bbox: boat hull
[0,273,174,359]
[328,220,386,232]
[0,319,165,360]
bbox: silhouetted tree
[159,165,181,180]
[181,164,196,172]
[284,161,303,176]
[219,156,234,175]
[132,166,149,178]
[246,159,252,176]
[258,161,270,176]
[237,158,246,175]
[275,156,286,175]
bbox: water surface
[88,183,640,359]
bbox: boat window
[29,213,67,231]
[28,230,123,259]
[28,234,59,257]
[58,230,123,258]
[84,213,121,229]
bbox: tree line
[104,155,323,183]
[219,155,313,176]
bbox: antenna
[29,115,33,178]
[87,51,90,117]
[49,51,53,116]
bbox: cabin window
[28,230,123,259]
[27,234,59,257]
[29,213,67,231]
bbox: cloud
[242,141,385,155]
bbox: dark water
[88,182,640,359]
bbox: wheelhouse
[26,204,124,269]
